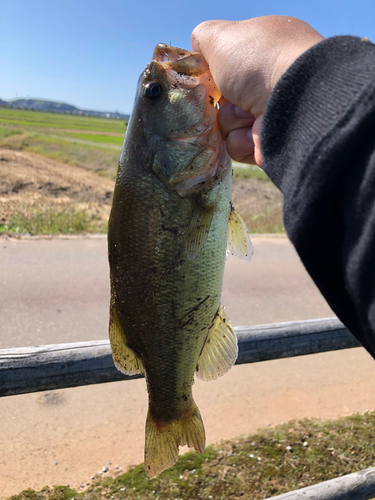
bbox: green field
[0,108,127,133]
[0,108,127,178]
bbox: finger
[226,127,256,165]
[218,101,255,140]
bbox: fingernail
[234,106,253,119]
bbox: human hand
[191,16,323,166]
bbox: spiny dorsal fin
[196,305,237,381]
[109,297,143,375]
[227,208,254,261]
[186,197,214,261]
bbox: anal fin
[227,207,254,261]
[196,305,238,381]
[109,299,143,375]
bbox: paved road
[0,234,333,349]
[1,235,111,349]
[2,235,375,496]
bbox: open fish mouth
[152,43,193,63]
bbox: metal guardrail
[263,466,375,500]
[0,317,359,397]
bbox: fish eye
[143,82,164,102]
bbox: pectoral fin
[196,305,238,381]
[109,297,143,375]
[186,197,214,260]
[227,208,254,261]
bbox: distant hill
[0,98,129,120]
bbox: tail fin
[144,400,205,478]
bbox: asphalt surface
[1,235,111,349]
[2,235,375,497]
[0,234,333,349]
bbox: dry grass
[1,132,120,180]
[1,205,106,235]
[232,178,284,234]
[0,149,113,234]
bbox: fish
[108,43,253,478]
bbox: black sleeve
[261,36,375,357]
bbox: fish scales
[108,43,252,477]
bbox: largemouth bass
[108,44,253,477]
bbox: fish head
[128,44,229,194]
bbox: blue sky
[1,0,375,114]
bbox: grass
[231,168,284,233]
[2,132,120,178]
[60,132,124,146]
[7,411,375,500]
[0,206,106,235]
[0,108,126,179]
[232,163,271,182]
[245,208,284,234]
[0,110,271,182]
[0,108,127,133]
[0,127,23,141]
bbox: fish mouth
[152,44,214,86]
[150,44,222,136]
[153,44,194,63]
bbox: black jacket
[262,36,375,357]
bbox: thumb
[191,20,225,55]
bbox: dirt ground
[0,149,114,225]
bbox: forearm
[262,36,375,355]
